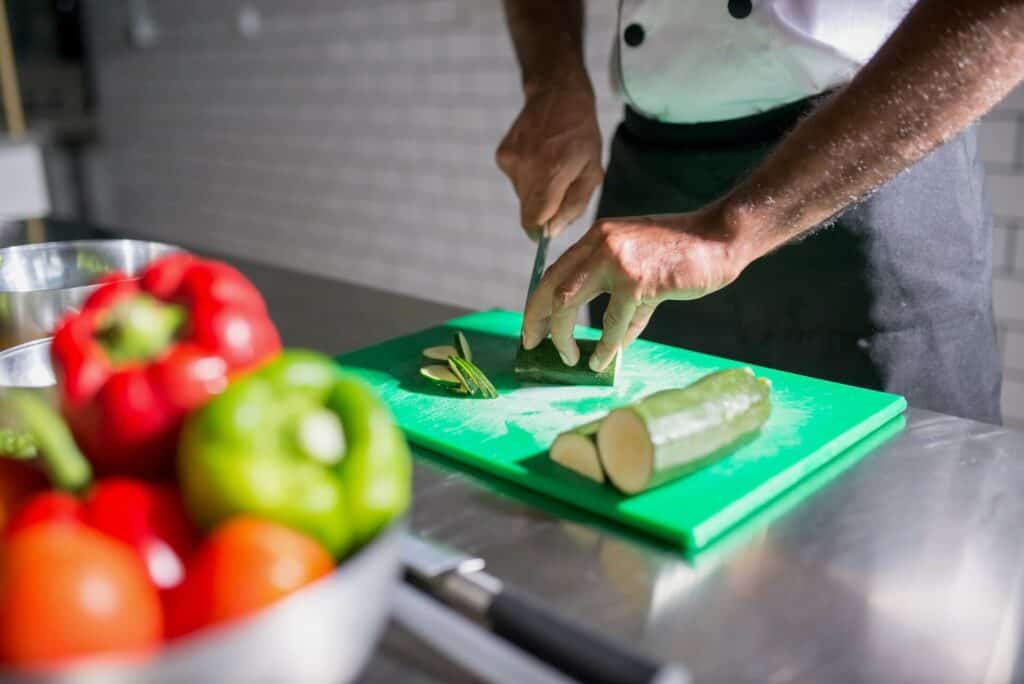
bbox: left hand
[522,208,756,372]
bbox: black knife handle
[487,587,688,684]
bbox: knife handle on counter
[487,586,689,684]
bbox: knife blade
[401,532,690,684]
[525,224,551,306]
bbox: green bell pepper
[178,350,412,558]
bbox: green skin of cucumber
[603,368,771,493]
[514,339,617,386]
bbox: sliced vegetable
[453,331,473,362]
[422,345,458,362]
[419,364,462,388]
[448,355,497,399]
[597,368,771,495]
[514,339,619,386]
[549,420,604,483]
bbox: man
[497,0,1024,423]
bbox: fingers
[548,263,603,366]
[519,155,589,236]
[547,162,604,238]
[590,289,637,372]
[623,302,657,347]
[521,242,592,350]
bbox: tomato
[0,461,47,534]
[167,516,334,638]
[0,525,163,667]
[5,480,195,593]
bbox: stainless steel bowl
[0,337,401,683]
[0,337,56,388]
[0,239,181,350]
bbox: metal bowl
[0,239,181,350]
[0,338,400,683]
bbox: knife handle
[487,587,688,684]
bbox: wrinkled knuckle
[602,308,623,330]
[552,284,575,310]
[495,145,518,170]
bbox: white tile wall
[80,1,1024,424]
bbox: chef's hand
[496,76,603,240]
[522,208,755,371]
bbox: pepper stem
[96,294,187,364]
[296,409,347,465]
[0,391,92,493]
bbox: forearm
[502,1,591,97]
[721,0,1024,259]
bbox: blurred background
[4,0,1024,425]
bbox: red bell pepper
[52,253,281,476]
[7,478,196,593]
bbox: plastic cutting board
[337,310,906,549]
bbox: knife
[392,582,576,684]
[525,223,551,306]
[401,533,690,684]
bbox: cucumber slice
[598,368,771,495]
[420,364,462,387]
[448,356,497,399]
[423,345,459,362]
[550,420,604,483]
[453,331,472,362]
[515,338,619,386]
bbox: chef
[497,0,1024,423]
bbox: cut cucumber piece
[420,364,462,387]
[549,420,604,483]
[453,331,472,362]
[423,345,459,362]
[598,368,771,495]
[515,339,619,386]
[448,355,497,399]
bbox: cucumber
[423,345,458,362]
[447,356,497,399]
[514,339,619,386]
[549,419,604,483]
[453,331,473,362]
[420,365,469,394]
[597,368,771,495]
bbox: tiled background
[80,1,1024,425]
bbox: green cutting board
[337,310,906,549]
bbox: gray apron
[591,103,1001,423]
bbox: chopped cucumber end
[448,355,497,399]
[420,364,462,387]
[598,409,653,495]
[454,331,472,362]
[550,432,604,483]
[423,345,458,362]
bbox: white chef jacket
[615,0,917,123]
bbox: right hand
[496,75,604,240]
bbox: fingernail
[559,344,580,367]
[589,350,605,373]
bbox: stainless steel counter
[17,219,1024,683]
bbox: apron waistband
[623,93,830,149]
